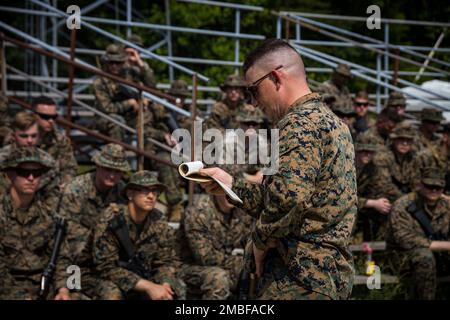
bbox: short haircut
[12,111,37,131]
[243,39,298,74]
[31,96,56,110]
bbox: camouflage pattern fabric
[386,192,450,299]
[183,195,253,289]
[38,128,78,184]
[231,92,357,300]
[93,204,186,299]
[0,180,70,299]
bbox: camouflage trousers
[1,276,46,300]
[69,273,122,300]
[256,252,331,300]
[389,248,450,300]
[179,264,232,300]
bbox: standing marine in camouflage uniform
[57,143,129,299]
[353,90,376,137]
[202,40,357,300]
[417,108,444,153]
[183,194,253,295]
[386,167,450,299]
[32,96,78,184]
[204,74,247,131]
[354,138,400,241]
[93,171,186,300]
[124,34,157,88]
[0,147,71,300]
[316,63,353,113]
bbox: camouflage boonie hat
[102,44,126,62]
[390,122,415,139]
[421,167,445,187]
[168,80,191,97]
[127,34,143,47]
[220,74,246,90]
[387,91,406,107]
[354,90,369,102]
[334,63,352,77]
[124,170,167,192]
[236,104,264,124]
[1,146,55,170]
[421,108,444,123]
[92,143,131,172]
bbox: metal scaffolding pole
[293,44,450,111]
[165,0,174,81]
[30,0,210,82]
[234,9,240,73]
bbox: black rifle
[109,214,155,280]
[407,201,447,241]
[38,217,67,300]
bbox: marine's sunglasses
[15,168,47,178]
[355,102,369,107]
[245,65,283,103]
[423,184,444,192]
[36,112,58,121]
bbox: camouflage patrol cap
[127,34,143,47]
[102,44,127,62]
[92,143,131,172]
[421,108,444,123]
[387,91,406,107]
[421,167,445,187]
[334,63,352,77]
[236,104,264,124]
[1,146,55,170]
[355,134,377,152]
[168,80,191,97]
[354,143,377,152]
[220,74,246,90]
[124,170,167,192]
[390,122,415,139]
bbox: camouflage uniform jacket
[125,61,156,88]
[374,147,420,196]
[356,161,401,210]
[231,92,357,299]
[93,204,182,293]
[316,80,352,111]
[0,193,70,299]
[353,113,377,137]
[39,128,78,184]
[184,195,252,281]
[417,131,442,153]
[57,172,126,288]
[93,76,137,116]
[387,192,450,250]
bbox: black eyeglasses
[423,184,444,192]
[18,133,38,139]
[355,102,369,107]
[245,65,283,103]
[15,168,47,178]
[36,112,58,121]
